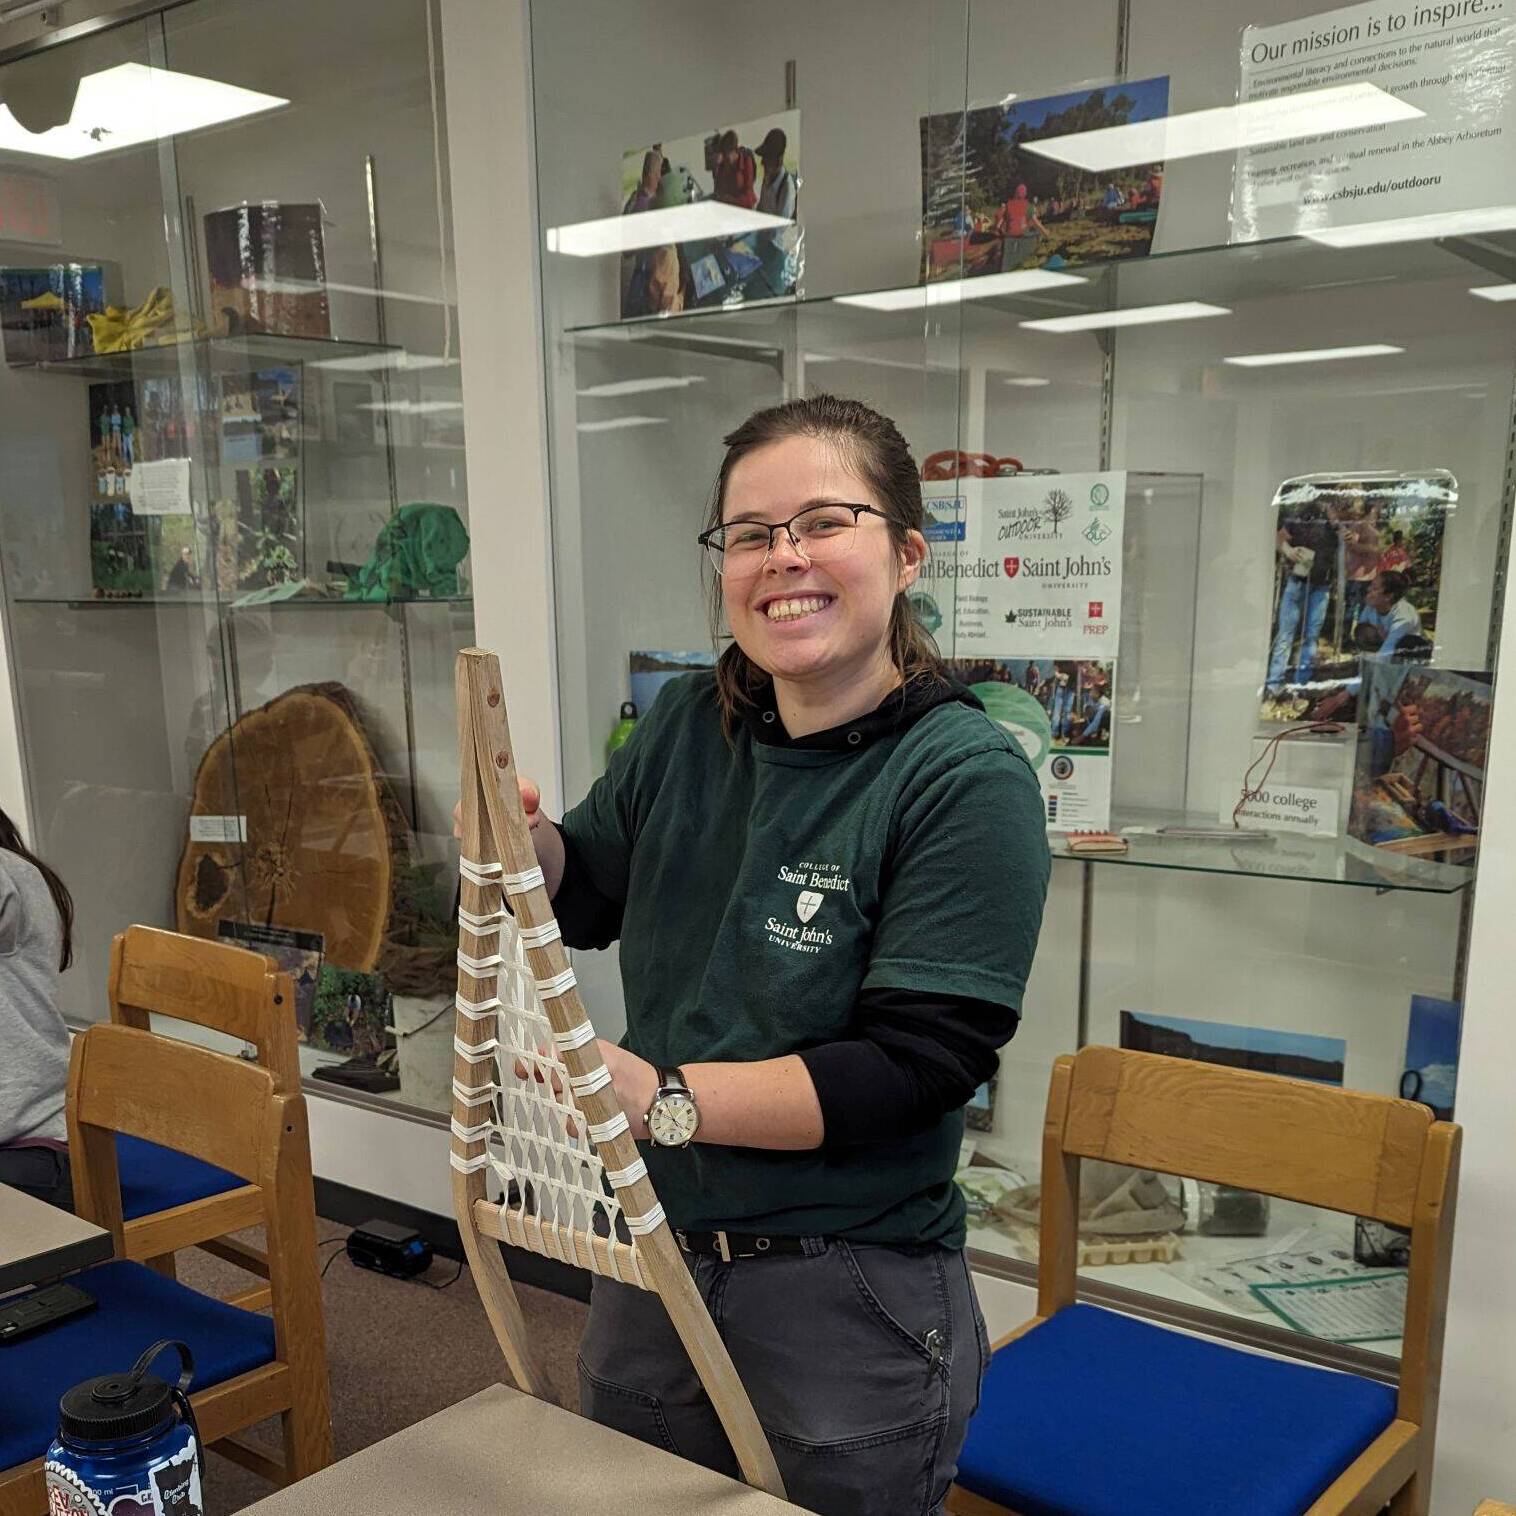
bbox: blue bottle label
[45,1441,201,1516]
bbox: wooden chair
[1475,1503,1516,1515]
[950,1046,1460,1516]
[450,648,786,1500]
[109,924,299,1307]
[0,1023,332,1514]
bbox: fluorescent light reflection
[1004,376,1052,386]
[1020,301,1230,333]
[1470,284,1516,302]
[250,278,452,309]
[836,268,1085,311]
[312,352,458,373]
[0,63,286,160]
[1305,205,1516,247]
[1224,343,1402,367]
[1026,83,1418,170]
[577,376,706,397]
[358,399,463,415]
[547,203,789,257]
[576,415,670,433]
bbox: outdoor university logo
[1003,557,1020,579]
[795,890,823,923]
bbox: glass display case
[0,0,472,1115]
[529,0,1514,1373]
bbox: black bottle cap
[620,701,637,719]
[58,1371,175,1444]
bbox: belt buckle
[715,1229,732,1263]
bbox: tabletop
[237,1383,799,1514]
[0,1182,112,1293]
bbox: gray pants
[578,1238,989,1516]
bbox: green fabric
[344,502,469,602]
[560,673,1049,1247]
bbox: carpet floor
[176,1220,588,1515]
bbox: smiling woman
[502,393,1050,1515]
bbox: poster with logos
[926,470,1125,830]
[1233,0,1516,243]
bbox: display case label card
[921,470,1126,659]
[1220,781,1341,836]
[1233,0,1516,243]
[129,456,192,515]
[190,815,247,843]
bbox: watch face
[649,1092,698,1146]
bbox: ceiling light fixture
[0,62,286,160]
[1469,283,1516,302]
[1223,343,1402,367]
[1020,301,1230,333]
[1025,82,1418,170]
[835,268,1085,311]
[576,415,671,433]
[547,202,788,257]
[576,376,706,397]
[1304,205,1516,247]
[1004,376,1052,386]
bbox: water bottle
[605,700,638,764]
[45,1339,205,1516]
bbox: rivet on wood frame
[495,751,509,769]
[487,689,501,707]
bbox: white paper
[1234,0,1516,242]
[129,456,193,516]
[1251,1270,1408,1341]
[921,471,1126,658]
[1220,781,1341,836]
[190,814,246,843]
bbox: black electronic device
[0,1280,96,1344]
[345,1220,433,1280]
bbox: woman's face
[720,435,923,688]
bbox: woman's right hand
[451,776,545,840]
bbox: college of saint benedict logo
[1003,556,1020,579]
[796,890,823,923]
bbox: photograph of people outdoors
[1347,661,1488,866]
[618,110,800,318]
[918,76,1169,283]
[949,656,1115,764]
[1260,472,1452,725]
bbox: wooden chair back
[109,925,300,1092]
[1038,1046,1461,1434]
[66,1022,331,1477]
[450,648,785,1500]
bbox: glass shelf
[28,334,397,382]
[563,226,1516,347]
[1050,810,1473,893]
[12,594,473,609]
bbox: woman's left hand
[597,1038,658,1141]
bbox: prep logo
[1088,601,1104,618]
[1004,557,1020,579]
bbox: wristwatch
[645,1066,700,1148]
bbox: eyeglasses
[698,503,888,577]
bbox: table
[0,1181,111,1293]
[238,1384,798,1514]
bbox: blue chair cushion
[116,1134,249,1221]
[0,1259,276,1469]
[957,1303,1399,1516]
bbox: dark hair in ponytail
[702,394,943,739]
[0,807,73,971]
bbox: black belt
[674,1228,808,1261]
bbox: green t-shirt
[559,673,1049,1247]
